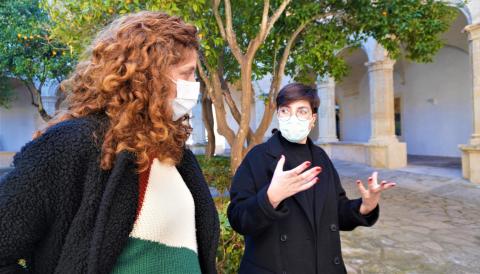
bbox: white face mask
[278,116,312,143]
[171,79,200,121]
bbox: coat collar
[265,131,321,158]
[87,148,218,274]
[264,131,329,233]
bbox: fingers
[294,166,322,183]
[369,171,378,187]
[287,161,312,177]
[359,173,395,194]
[284,166,321,196]
[274,155,286,174]
[298,177,319,192]
[356,180,368,195]
[380,181,396,190]
[372,171,378,183]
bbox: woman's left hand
[356,171,396,215]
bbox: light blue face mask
[278,116,312,143]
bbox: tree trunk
[211,0,294,174]
[55,85,67,111]
[229,146,244,175]
[38,108,52,122]
[201,86,216,159]
[35,90,52,122]
[229,65,254,173]
[24,81,52,122]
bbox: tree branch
[247,0,291,58]
[223,0,244,62]
[21,79,39,107]
[22,78,51,121]
[201,88,216,158]
[216,50,255,143]
[250,13,334,149]
[272,13,334,99]
[197,54,236,145]
[196,54,213,99]
[212,0,227,41]
[55,76,63,84]
[212,0,244,64]
[265,0,291,39]
[211,73,236,145]
[259,0,270,39]
[37,61,47,93]
[220,84,255,144]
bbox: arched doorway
[396,10,471,170]
[335,47,370,142]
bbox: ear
[310,114,317,129]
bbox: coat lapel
[310,144,329,229]
[176,149,219,274]
[87,151,139,274]
[284,158,316,232]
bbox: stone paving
[334,160,480,274]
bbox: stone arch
[334,46,370,142]
[449,1,473,25]
[396,9,472,158]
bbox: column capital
[317,76,335,88]
[365,59,396,72]
[316,75,338,143]
[464,24,480,41]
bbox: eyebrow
[182,66,196,72]
[280,106,309,109]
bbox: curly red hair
[39,11,199,171]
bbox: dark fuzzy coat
[228,132,379,274]
[0,115,219,274]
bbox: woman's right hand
[266,155,322,209]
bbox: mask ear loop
[167,76,179,100]
[167,76,177,85]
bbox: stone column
[191,103,206,145]
[465,23,480,145]
[41,96,57,117]
[366,59,398,144]
[316,76,338,143]
[365,58,407,168]
[460,24,480,183]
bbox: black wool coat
[0,114,219,274]
[227,132,379,274]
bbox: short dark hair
[276,83,320,113]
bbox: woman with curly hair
[0,11,219,274]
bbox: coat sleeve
[227,150,289,236]
[329,159,379,231]
[0,122,92,271]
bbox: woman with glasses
[228,82,395,274]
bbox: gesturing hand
[356,171,396,215]
[267,155,322,209]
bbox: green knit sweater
[111,158,202,274]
